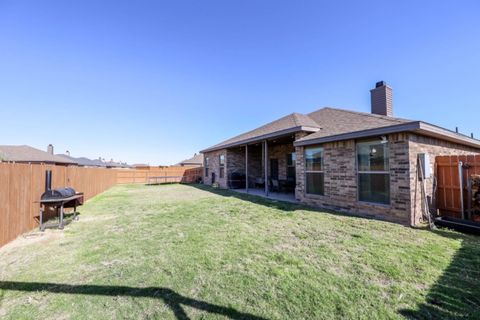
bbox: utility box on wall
[418,153,432,179]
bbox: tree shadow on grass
[0,281,266,320]
[399,229,480,319]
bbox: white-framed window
[304,147,324,195]
[205,157,209,177]
[219,154,225,178]
[357,139,390,205]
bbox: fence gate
[436,155,480,218]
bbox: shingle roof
[201,106,480,151]
[132,163,150,167]
[296,107,480,148]
[0,145,77,164]
[200,113,321,152]
[56,154,107,167]
[177,153,204,166]
[105,161,131,168]
[298,107,412,142]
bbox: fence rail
[0,164,203,248]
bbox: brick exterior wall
[267,143,295,180]
[295,133,412,224]
[246,144,263,185]
[408,133,480,225]
[226,147,246,179]
[296,132,480,225]
[204,131,480,226]
[203,149,228,188]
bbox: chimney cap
[375,81,387,88]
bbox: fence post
[459,161,465,219]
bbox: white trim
[295,122,421,146]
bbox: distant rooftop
[0,145,76,165]
[56,154,107,167]
[176,153,204,166]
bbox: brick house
[200,82,480,225]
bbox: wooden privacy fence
[0,164,204,248]
[0,163,117,248]
[436,155,480,217]
[116,166,203,184]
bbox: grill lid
[41,187,76,200]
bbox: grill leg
[39,207,45,232]
[74,205,79,221]
[59,204,64,229]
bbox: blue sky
[1,1,479,165]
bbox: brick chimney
[370,81,393,117]
[47,144,54,155]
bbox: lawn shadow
[0,281,266,320]
[187,184,311,213]
[399,229,480,319]
[188,184,408,225]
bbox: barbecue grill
[38,170,84,231]
[228,171,246,189]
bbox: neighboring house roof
[132,163,150,167]
[0,145,77,164]
[201,107,480,152]
[177,153,204,166]
[56,154,107,167]
[200,113,321,152]
[105,161,131,168]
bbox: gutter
[294,121,480,149]
[294,122,421,146]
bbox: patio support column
[264,140,269,196]
[245,145,248,193]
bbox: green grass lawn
[1,184,480,319]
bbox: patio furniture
[271,179,280,192]
[284,177,296,193]
[254,178,265,189]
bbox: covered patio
[226,134,297,198]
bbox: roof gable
[201,112,320,152]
